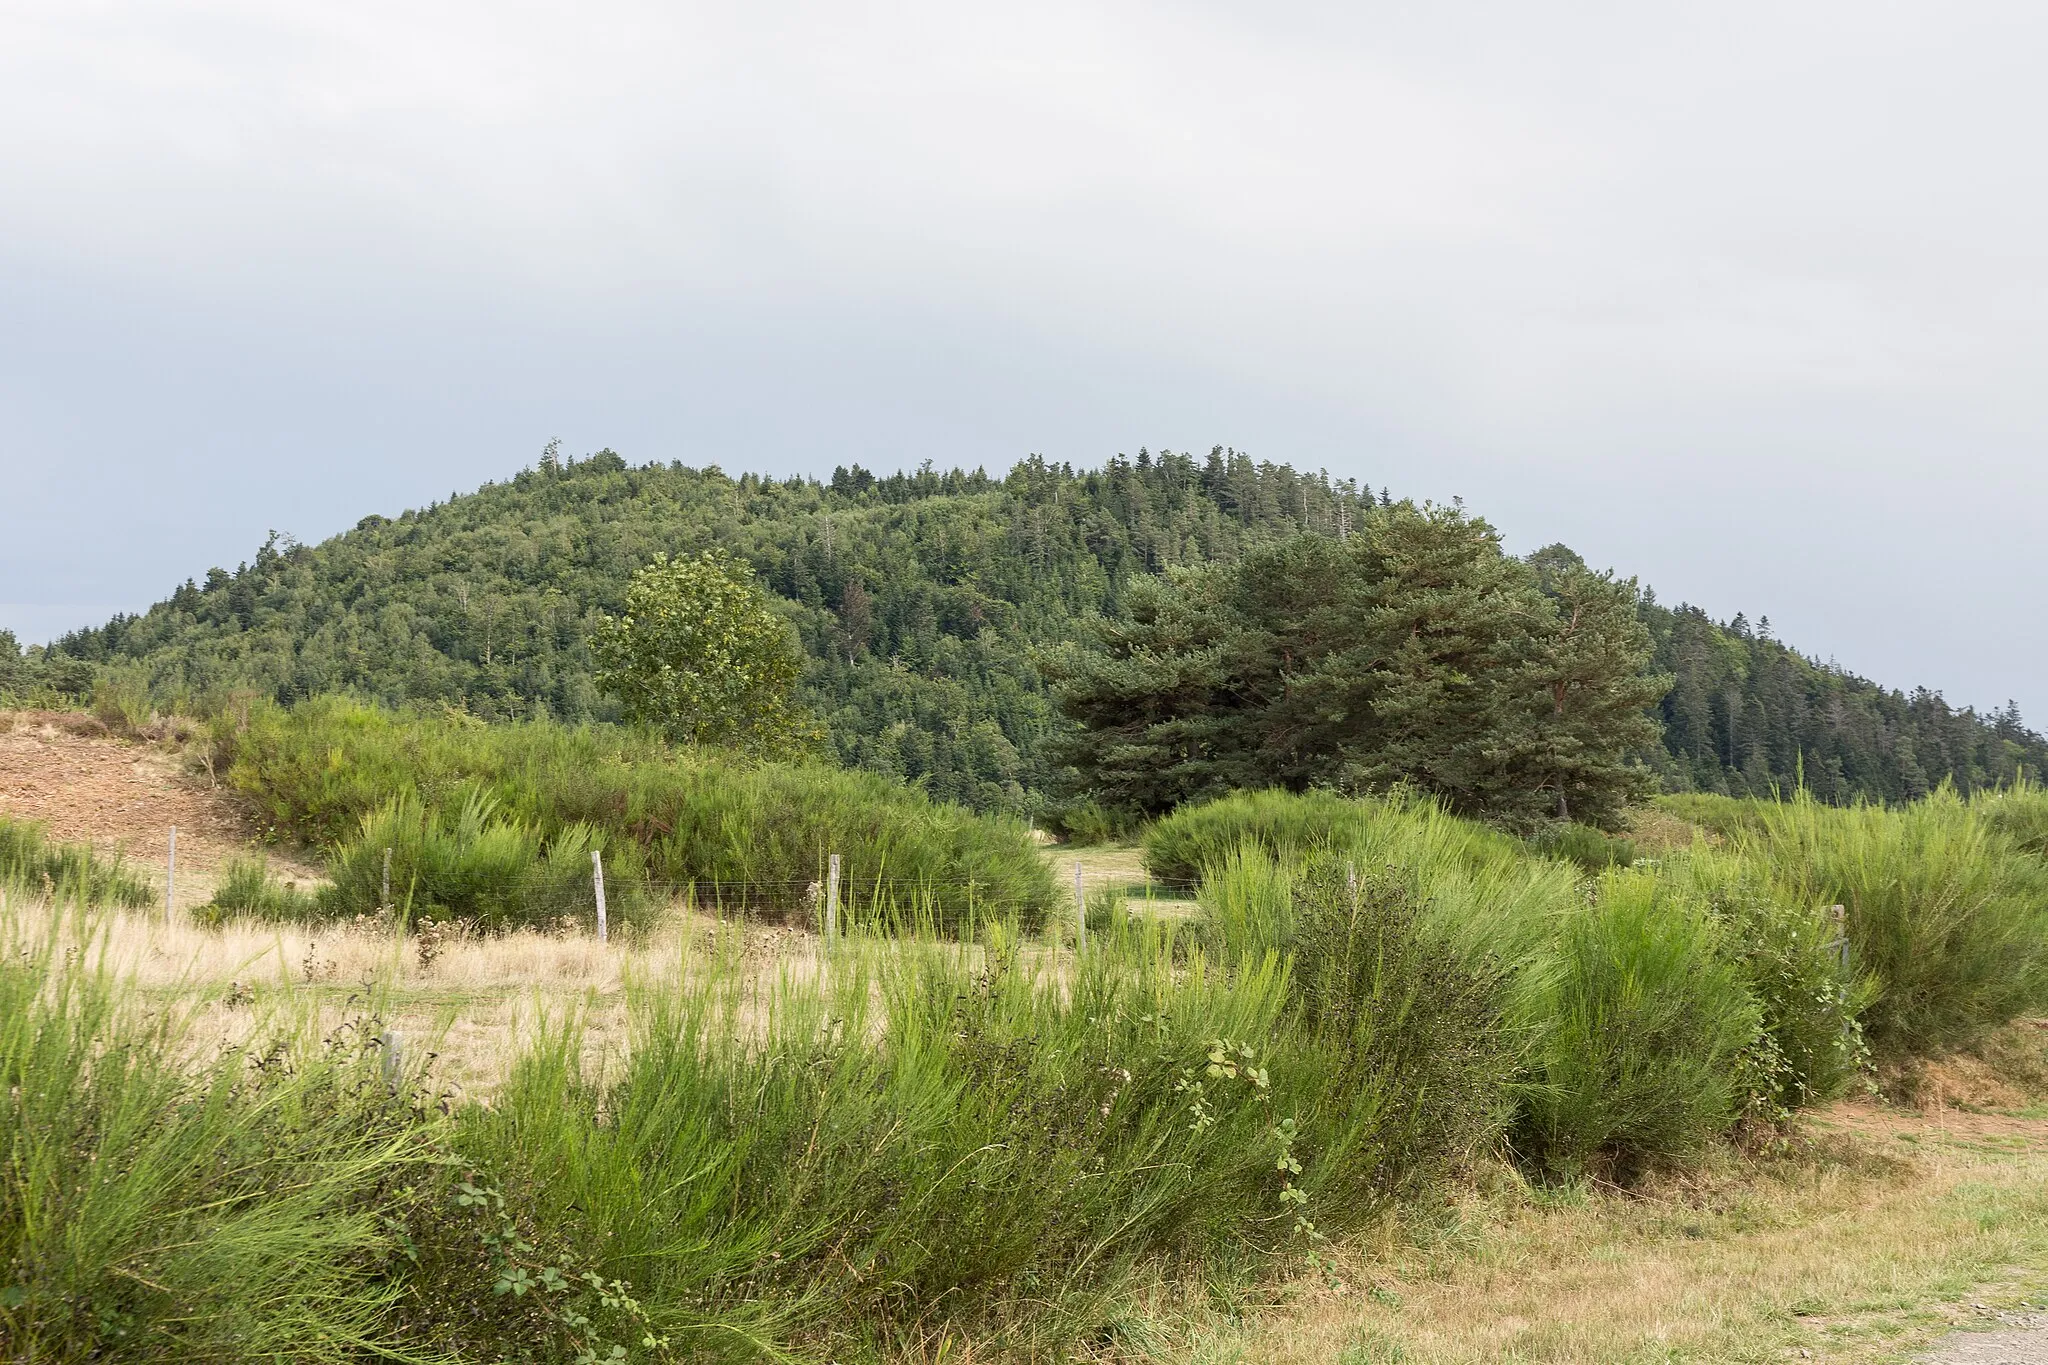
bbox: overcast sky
[3,2,2043,719]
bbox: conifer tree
[1051,508,1666,827]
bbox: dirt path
[0,710,307,910]
[1922,1318,2048,1363]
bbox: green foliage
[1176,789,1883,1178]
[0,911,437,1359]
[1655,790,1770,840]
[56,450,1368,819]
[225,695,1057,931]
[1284,858,1523,1192]
[0,816,155,909]
[1149,788,1380,886]
[400,1176,678,1364]
[9,778,2045,1353]
[1048,511,1667,826]
[43,450,2047,814]
[1195,843,1302,963]
[1976,775,2048,859]
[1721,789,2048,1061]
[1644,599,2042,802]
[321,791,635,934]
[452,928,1356,1356]
[1516,870,1762,1181]
[1528,822,1638,873]
[590,550,819,757]
[192,855,322,926]
[1662,848,1869,1113]
[1041,797,1138,846]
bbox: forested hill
[10,447,2042,815]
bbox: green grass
[221,694,1057,932]
[0,815,155,909]
[191,854,324,925]
[0,908,435,1359]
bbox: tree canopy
[1042,507,1668,827]
[590,550,818,756]
[16,447,2042,816]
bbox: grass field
[25,889,2048,1363]
[1186,1095,2048,1364]
[12,711,2048,1360]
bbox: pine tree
[1049,507,1668,827]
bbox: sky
[3,2,2043,720]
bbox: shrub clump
[1145,788,1370,886]
[221,695,1057,933]
[0,816,155,909]
[1515,869,1762,1181]
[321,789,632,934]
[192,855,323,925]
[1286,858,1522,1194]
[1734,789,2048,1061]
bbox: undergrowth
[216,695,1056,932]
[0,816,155,909]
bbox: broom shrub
[1732,789,2048,1060]
[0,909,439,1360]
[0,816,155,909]
[222,695,1056,931]
[1515,870,1762,1180]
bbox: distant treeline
[6,447,2041,812]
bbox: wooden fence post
[381,847,392,912]
[1074,859,1086,952]
[826,852,841,940]
[381,1028,403,1092]
[166,826,177,914]
[592,850,608,944]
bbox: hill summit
[12,446,2042,816]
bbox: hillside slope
[12,448,2042,814]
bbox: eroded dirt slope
[0,711,298,910]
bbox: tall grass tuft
[223,695,1056,931]
[0,906,437,1359]
[0,816,155,909]
[1516,869,1762,1181]
[1735,788,2048,1060]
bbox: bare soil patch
[0,709,308,909]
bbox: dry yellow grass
[1183,1104,2048,1365]
[1056,840,1203,919]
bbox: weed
[0,816,154,910]
[192,854,321,925]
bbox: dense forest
[5,446,2040,815]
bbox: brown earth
[0,709,311,910]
